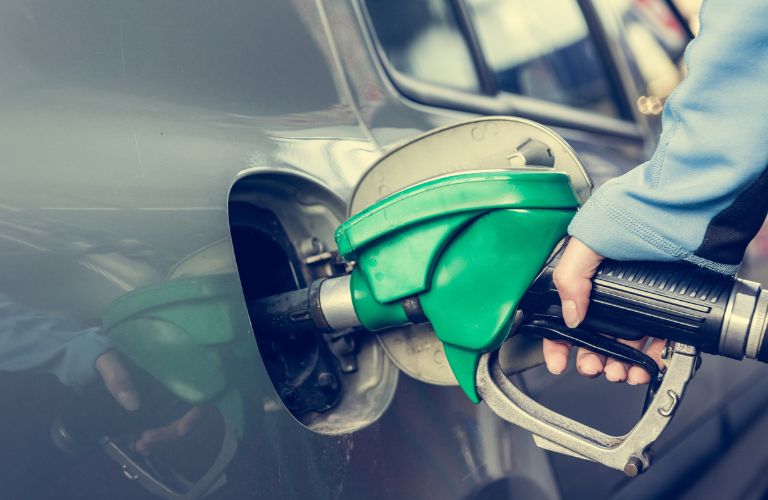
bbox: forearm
[570,0,768,273]
[0,295,110,386]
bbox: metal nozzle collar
[720,278,761,359]
[318,275,361,331]
[746,287,768,360]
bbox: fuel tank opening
[228,172,398,434]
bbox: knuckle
[647,347,663,357]
[646,343,666,358]
[552,267,570,289]
[605,358,628,369]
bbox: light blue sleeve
[0,294,110,387]
[569,0,768,275]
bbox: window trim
[356,0,645,141]
[576,0,636,120]
[448,0,497,95]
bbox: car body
[1,0,767,499]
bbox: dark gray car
[1,1,767,499]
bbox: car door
[326,0,768,498]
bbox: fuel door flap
[348,116,592,386]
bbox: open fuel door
[348,116,591,387]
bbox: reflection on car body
[0,0,766,499]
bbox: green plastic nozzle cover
[102,273,259,437]
[335,171,579,402]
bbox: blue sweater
[0,295,109,386]
[569,0,768,275]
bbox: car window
[365,0,625,121]
[463,0,621,118]
[365,0,481,93]
[596,0,690,117]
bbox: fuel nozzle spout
[248,270,426,339]
[247,276,361,339]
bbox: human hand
[542,238,666,384]
[95,350,204,454]
[95,350,141,411]
[133,406,207,455]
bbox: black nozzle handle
[522,256,739,356]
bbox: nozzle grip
[523,258,734,355]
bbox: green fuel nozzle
[258,170,580,402]
[336,170,579,401]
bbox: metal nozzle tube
[247,276,361,339]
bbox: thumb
[551,238,604,328]
[95,350,141,411]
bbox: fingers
[544,335,668,385]
[544,238,604,376]
[542,338,571,374]
[95,351,140,411]
[552,238,604,328]
[627,338,667,385]
[576,348,606,377]
[603,338,647,382]
[134,407,204,455]
[544,238,666,385]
